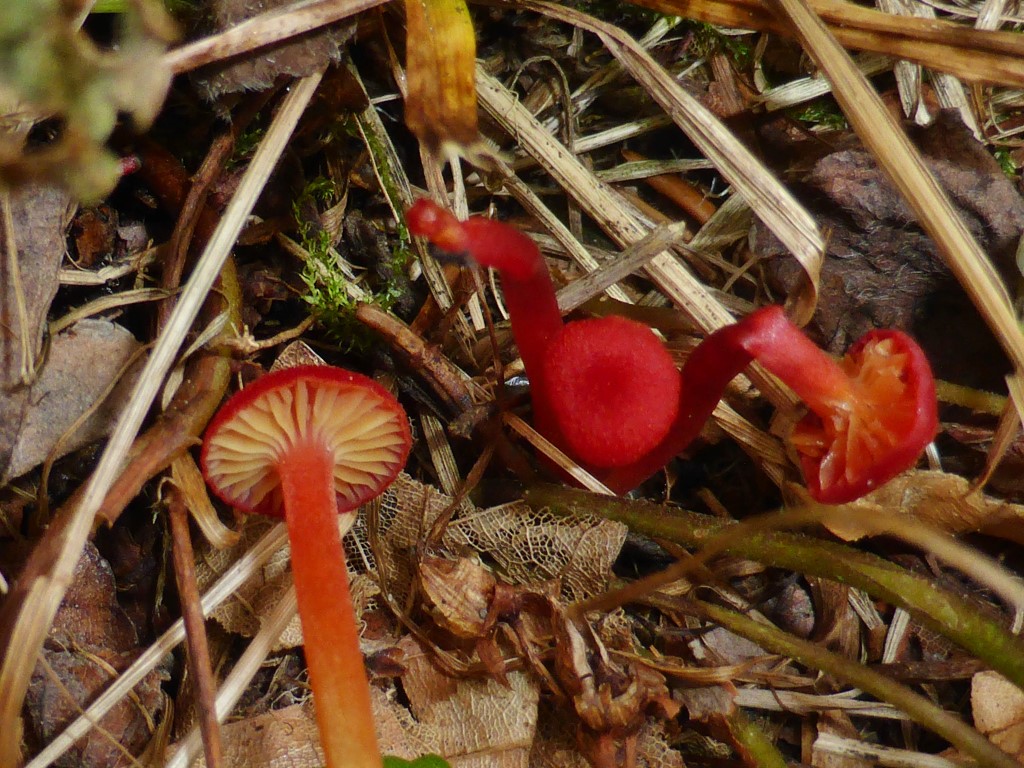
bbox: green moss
[227,125,265,169]
[294,179,410,351]
[682,21,753,68]
[994,147,1020,180]
[793,100,848,131]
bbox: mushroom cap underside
[201,365,412,517]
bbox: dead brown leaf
[971,671,1024,760]
[835,470,1024,544]
[0,183,74,478]
[398,634,540,767]
[3,319,145,483]
[757,111,1024,389]
[404,0,480,153]
[23,542,165,768]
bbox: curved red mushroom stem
[407,199,562,386]
[201,366,412,768]
[408,198,565,444]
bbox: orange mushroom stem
[201,366,412,768]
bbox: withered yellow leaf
[404,0,479,153]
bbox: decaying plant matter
[2,0,1024,766]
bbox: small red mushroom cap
[200,365,412,517]
[543,316,681,468]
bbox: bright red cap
[543,316,681,468]
[201,365,412,517]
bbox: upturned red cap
[787,328,938,503]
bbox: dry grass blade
[476,62,798,419]
[476,67,738,332]
[524,0,825,322]
[761,0,1024,377]
[165,586,300,768]
[758,52,892,111]
[486,156,634,305]
[48,287,169,335]
[164,0,387,74]
[491,0,825,324]
[349,62,483,349]
[813,732,962,767]
[630,0,1024,87]
[555,221,688,313]
[503,413,614,495]
[735,689,907,720]
[0,72,325,768]
[421,413,462,496]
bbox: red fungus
[407,199,937,503]
[407,198,562,389]
[737,307,938,503]
[407,198,680,472]
[543,315,680,468]
[201,365,412,768]
[601,306,938,503]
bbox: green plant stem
[681,598,1018,768]
[524,484,1024,690]
[727,709,788,768]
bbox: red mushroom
[601,306,938,503]
[543,314,681,468]
[201,365,412,768]
[736,306,938,503]
[406,199,680,472]
[407,199,937,503]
